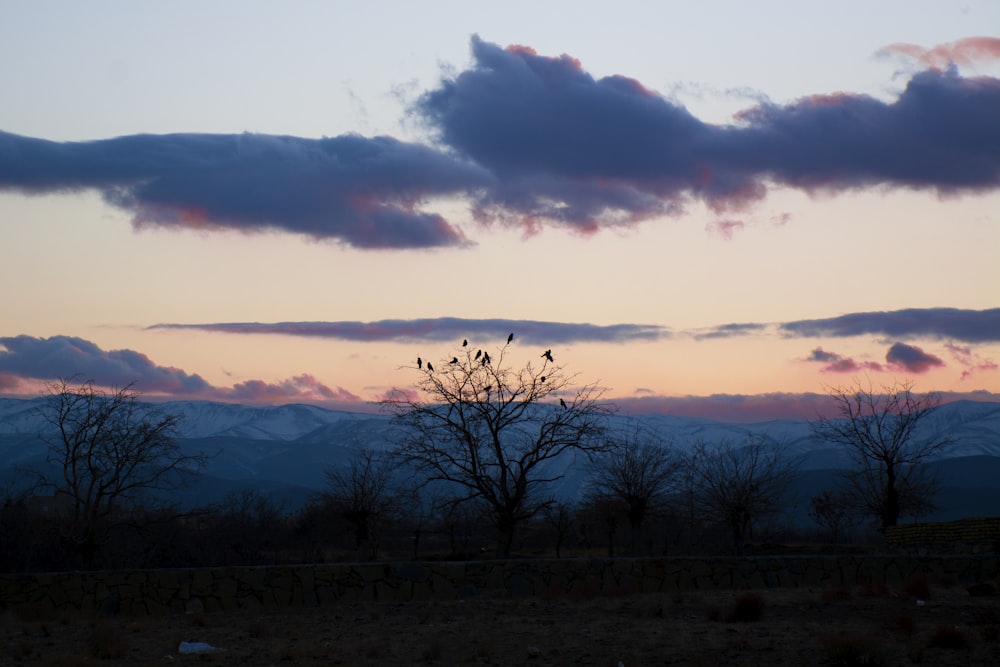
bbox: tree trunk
[882,466,900,529]
[495,514,515,559]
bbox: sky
[1,0,998,422]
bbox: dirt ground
[3,583,998,666]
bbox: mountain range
[2,397,998,524]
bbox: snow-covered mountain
[2,397,997,517]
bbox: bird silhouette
[540,376,546,383]
[462,339,468,347]
[541,349,553,362]
[475,349,482,360]
[507,332,514,344]
[426,362,433,372]
[482,352,491,365]
[417,357,422,369]
[560,398,567,409]
[484,385,492,394]
[450,357,458,365]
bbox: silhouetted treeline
[0,480,886,574]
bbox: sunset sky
[1,1,998,421]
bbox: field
[4,578,998,666]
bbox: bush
[926,624,970,650]
[725,592,764,622]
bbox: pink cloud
[0,373,20,391]
[805,347,884,373]
[882,36,1000,68]
[946,342,999,381]
[226,373,361,405]
[706,219,745,240]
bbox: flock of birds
[413,334,568,408]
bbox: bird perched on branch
[427,362,434,372]
[475,349,482,360]
[482,352,491,365]
[560,398,567,409]
[462,339,468,347]
[450,357,458,365]
[541,349,553,362]
[417,357,422,369]
[507,332,514,344]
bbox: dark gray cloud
[0,335,212,393]
[885,341,945,373]
[780,307,1000,343]
[148,318,669,345]
[691,322,768,340]
[0,131,490,249]
[415,36,1000,232]
[3,37,998,246]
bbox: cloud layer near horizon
[148,318,668,345]
[0,335,361,407]
[2,37,998,247]
[148,308,999,345]
[1,334,996,422]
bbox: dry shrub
[926,624,970,650]
[88,622,126,659]
[821,632,891,667]
[903,574,930,600]
[725,592,764,622]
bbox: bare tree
[385,336,611,558]
[586,425,680,555]
[686,435,794,554]
[812,378,948,530]
[541,500,576,558]
[41,378,205,565]
[808,488,856,543]
[320,445,398,559]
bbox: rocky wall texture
[1,556,997,616]
[885,517,1000,551]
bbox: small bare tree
[812,378,948,530]
[320,445,398,559]
[385,336,611,558]
[41,378,205,565]
[686,435,794,554]
[541,500,576,558]
[808,488,856,543]
[586,425,680,555]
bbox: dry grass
[1,583,997,666]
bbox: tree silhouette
[586,424,680,556]
[812,378,947,530]
[386,336,610,557]
[686,435,794,554]
[41,378,204,565]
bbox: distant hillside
[2,397,997,518]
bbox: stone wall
[885,517,1000,551]
[1,556,997,616]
